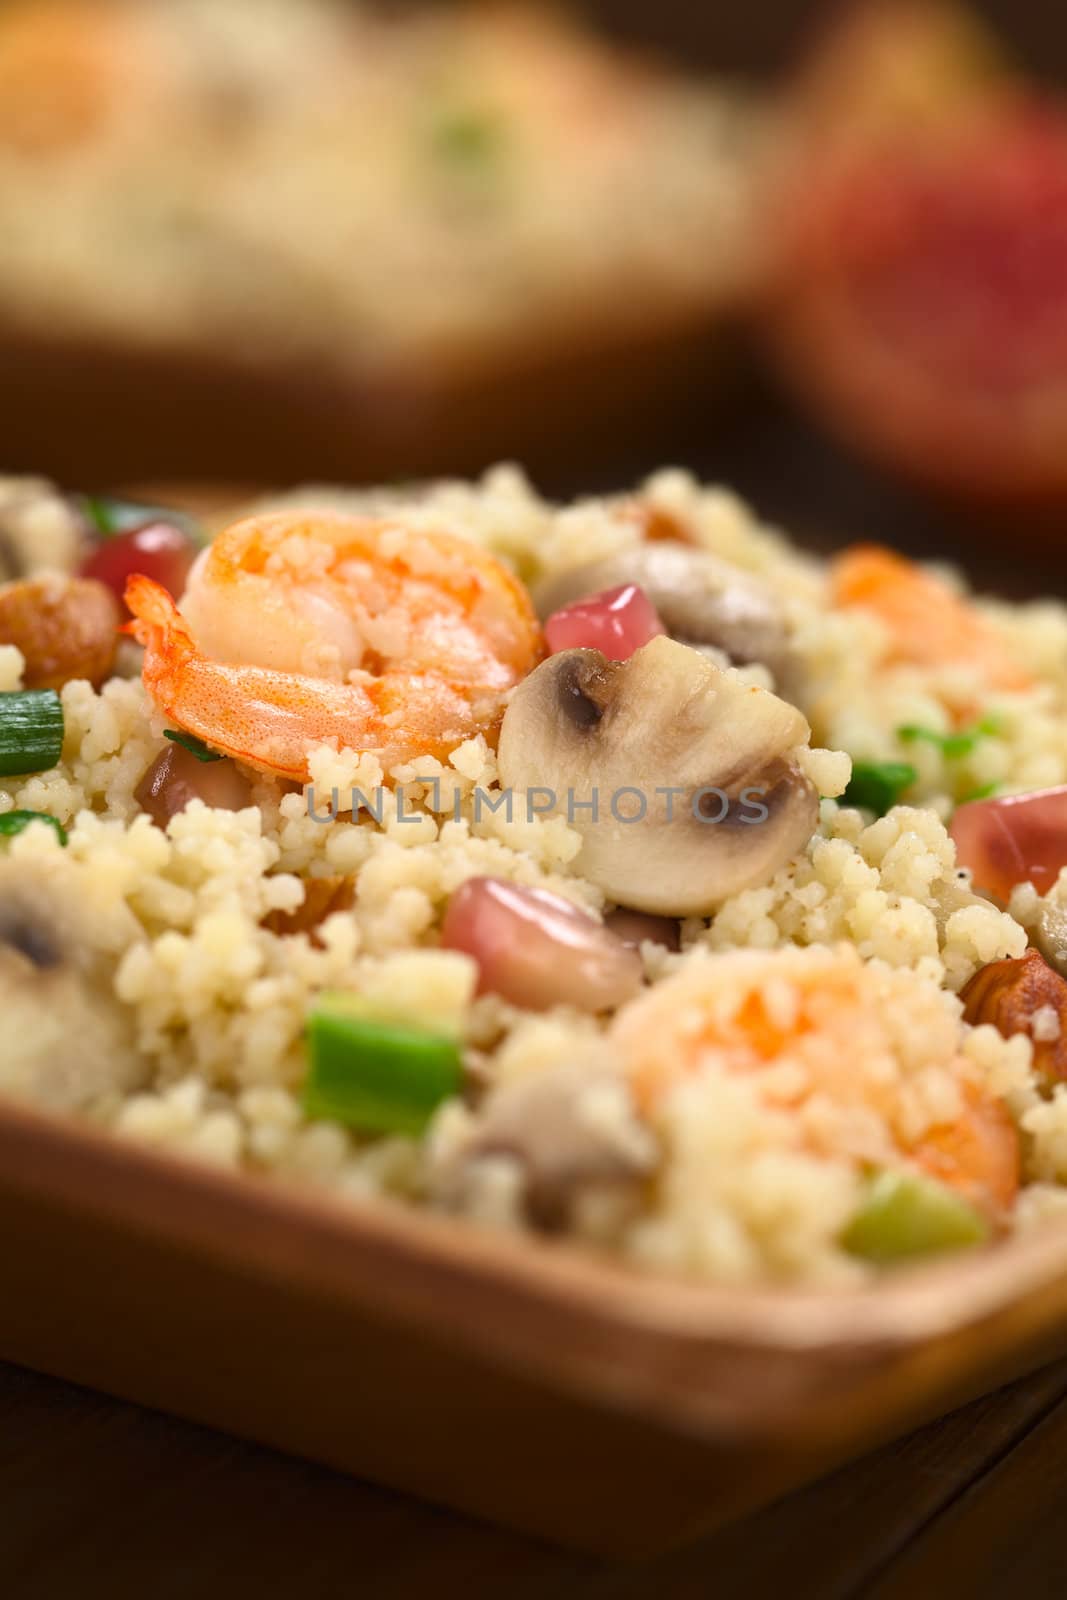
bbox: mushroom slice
[0,477,86,581]
[1034,900,1067,979]
[534,542,791,681]
[0,857,144,1112]
[431,1063,657,1234]
[497,636,819,916]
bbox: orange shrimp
[910,1079,1019,1219]
[126,511,542,780]
[831,543,1032,692]
[0,0,137,153]
[614,945,1020,1220]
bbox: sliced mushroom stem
[432,1063,657,1234]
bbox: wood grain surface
[3,1357,1067,1599]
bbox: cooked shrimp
[831,543,1032,692]
[126,511,542,780]
[613,945,1019,1220]
[909,1079,1019,1220]
[0,0,136,153]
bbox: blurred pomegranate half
[767,1,1067,507]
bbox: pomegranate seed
[441,876,642,1012]
[544,583,664,662]
[951,786,1067,901]
[81,521,199,612]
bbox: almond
[0,574,119,689]
[960,947,1067,1090]
[622,500,693,544]
[261,876,356,947]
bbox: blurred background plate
[0,0,761,485]
[2,0,1066,568]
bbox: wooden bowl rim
[4,1094,1067,1447]
[5,484,1062,1461]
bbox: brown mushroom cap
[534,542,792,683]
[432,1063,657,1234]
[1035,900,1067,979]
[0,857,145,1110]
[497,636,819,916]
[0,477,86,581]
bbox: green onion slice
[0,690,64,777]
[842,1169,989,1265]
[0,810,68,846]
[842,760,917,817]
[429,104,506,166]
[79,494,202,541]
[897,714,1001,760]
[163,729,225,764]
[304,997,463,1136]
[960,780,1000,804]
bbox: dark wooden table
[4,1353,1067,1599]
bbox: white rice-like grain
[3,465,1066,1284]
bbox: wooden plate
[6,480,1067,1555]
[6,480,1067,1556]
[3,1092,1067,1557]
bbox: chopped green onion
[0,689,64,777]
[897,714,1001,760]
[79,494,201,541]
[842,760,917,817]
[163,729,225,764]
[304,998,463,1136]
[429,104,506,166]
[0,810,68,846]
[842,1169,989,1264]
[960,780,1000,804]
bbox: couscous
[3,466,1067,1286]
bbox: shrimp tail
[126,515,541,779]
[125,574,191,644]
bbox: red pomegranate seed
[544,583,664,662]
[441,876,642,1012]
[951,786,1067,901]
[81,521,199,612]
